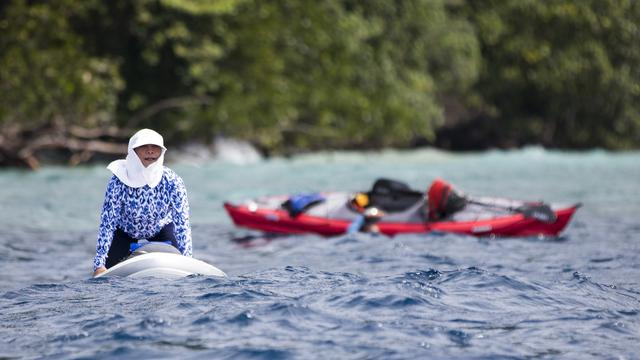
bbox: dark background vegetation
[1,0,639,167]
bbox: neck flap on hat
[107,129,167,188]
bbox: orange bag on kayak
[427,178,466,220]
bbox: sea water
[0,147,639,359]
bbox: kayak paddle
[465,198,558,223]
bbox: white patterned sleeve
[93,176,120,270]
[171,175,193,257]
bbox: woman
[92,129,192,276]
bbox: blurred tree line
[1,0,638,167]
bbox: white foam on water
[213,138,263,165]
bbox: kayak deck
[94,243,226,279]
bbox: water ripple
[1,152,639,359]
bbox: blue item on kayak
[130,240,173,253]
[282,193,326,217]
[347,215,366,234]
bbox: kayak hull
[223,195,580,238]
[94,247,226,279]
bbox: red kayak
[223,179,580,238]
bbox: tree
[0,0,123,167]
[202,0,479,152]
[464,0,640,149]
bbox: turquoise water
[1,147,639,359]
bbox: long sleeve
[170,175,192,257]
[93,176,121,270]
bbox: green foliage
[198,0,479,151]
[160,0,245,15]
[1,0,638,157]
[0,0,121,129]
[465,0,640,148]
[1,0,479,153]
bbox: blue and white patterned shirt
[93,167,192,270]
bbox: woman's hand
[93,267,107,277]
